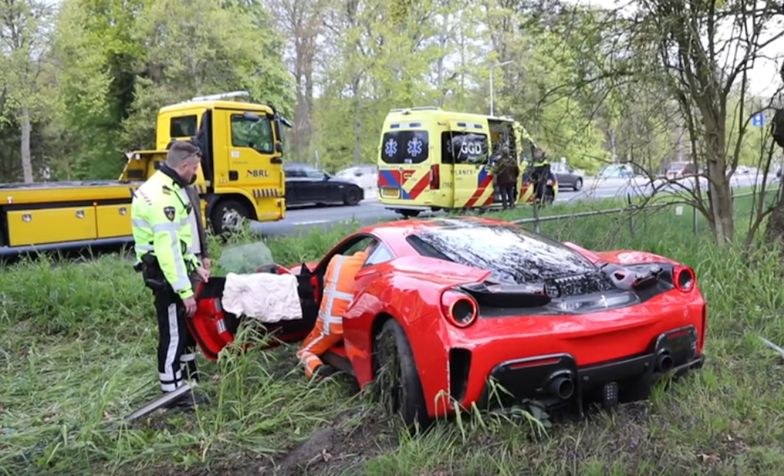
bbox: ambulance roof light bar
[390,106,441,114]
[190,91,250,102]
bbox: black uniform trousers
[498,184,516,209]
[154,286,198,392]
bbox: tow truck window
[231,115,274,153]
[380,131,429,164]
[170,115,197,138]
[441,132,488,164]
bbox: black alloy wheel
[373,319,428,428]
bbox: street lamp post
[490,60,514,116]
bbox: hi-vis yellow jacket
[131,168,201,299]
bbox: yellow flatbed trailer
[0,180,144,255]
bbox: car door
[551,163,569,188]
[285,167,306,205]
[213,108,279,190]
[301,166,329,203]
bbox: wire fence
[508,188,781,248]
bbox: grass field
[2,195,784,475]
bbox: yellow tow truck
[0,91,288,256]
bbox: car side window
[304,166,324,179]
[285,168,305,178]
[364,243,394,266]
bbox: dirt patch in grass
[176,405,397,476]
[271,409,397,475]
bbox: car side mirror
[323,173,330,181]
[275,141,283,153]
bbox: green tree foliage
[0,0,55,183]
[51,0,292,179]
[312,0,480,172]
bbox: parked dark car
[550,161,583,191]
[284,163,364,207]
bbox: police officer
[531,147,552,203]
[131,140,210,406]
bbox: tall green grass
[2,199,784,474]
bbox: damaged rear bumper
[479,326,703,410]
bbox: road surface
[252,173,778,237]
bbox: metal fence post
[692,203,698,235]
[626,193,634,238]
[533,203,540,234]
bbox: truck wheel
[573,178,583,191]
[373,319,428,428]
[397,209,420,218]
[210,199,248,235]
[343,188,362,206]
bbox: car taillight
[673,265,696,292]
[430,164,440,190]
[700,304,707,351]
[310,274,321,303]
[440,289,478,327]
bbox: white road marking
[294,219,330,226]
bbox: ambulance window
[381,131,429,164]
[170,115,197,138]
[231,114,274,154]
[441,132,488,164]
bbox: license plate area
[381,187,400,199]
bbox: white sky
[574,0,784,97]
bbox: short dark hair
[165,141,201,168]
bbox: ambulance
[376,107,556,217]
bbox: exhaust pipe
[548,374,575,400]
[655,350,673,372]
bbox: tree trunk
[21,106,33,183]
[766,184,784,245]
[351,77,362,165]
[702,103,735,244]
[292,74,311,160]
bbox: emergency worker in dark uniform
[131,140,210,407]
[531,147,552,203]
[492,145,519,209]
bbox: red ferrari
[196,217,706,425]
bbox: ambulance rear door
[443,120,492,209]
[377,124,433,206]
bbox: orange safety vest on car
[318,250,368,335]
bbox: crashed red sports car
[197,217,707,425]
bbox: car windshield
[406,220,596,284]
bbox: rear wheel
[343,187,362,206]
[396,209,421,218]
[573,178,583,191]
[210,199,249,235]
[373,319,428,427]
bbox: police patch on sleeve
[164,206,176,222]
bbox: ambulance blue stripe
[380,170,409,199]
